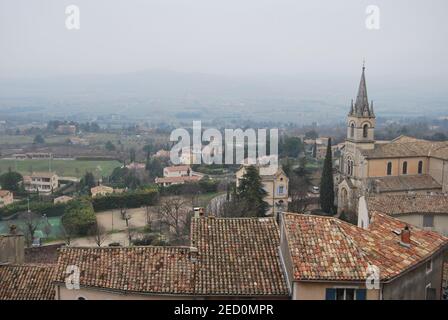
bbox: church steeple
[349,63,374,117]
[346,62,376,148]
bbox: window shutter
[356,289,367,300]
[325,288,336,300]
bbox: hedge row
[159,180,219,196]
[91,190,159,211]
[0,201,67,219]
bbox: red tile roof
[164,165,191,172]
[191,217,289,296]
[283,212,448,282]
[367,194,448,216]
[0,264,55,300]
[54,246,195,295]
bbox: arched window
[402,161,408,175]
[418,161,423,174]
[347,160,354,176]
[387,162,392,176]
[350,123,355,138]
[363,124,369,138]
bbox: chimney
[400,225,411,247]
[193,207,205,218]
[190,247,198,262]
[0,226,25,264]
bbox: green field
[0,159,121,178]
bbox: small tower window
[363,124,369,138]
[350,123,355,138]
[402,161,408,175]
[387,162,392,176]
[418,161,423,174]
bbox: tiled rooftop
[367,194,448,216]
[191,217,289,296]
[54,246,195,295]
[366,175,441,193]
[361,136,448,160]
[282,212,448,282]
[0,264,55,300]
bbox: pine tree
[237,165,269,217]
[319,138,335,215]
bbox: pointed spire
[370,100,374,116]
[349,99,354,115]
[352,62,373,117]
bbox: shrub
[61,199,96,236]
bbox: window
[350,123,355,138]
[387,162,392,175]
[418,161,423,174]
[426,259,433,274]
[278,185,285,195]
[363,124,369,138]
[347,159,354,176]
[325,288,366,300]
[423,215,434,228]
[402,161,408,175]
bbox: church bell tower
[346,63,376,150]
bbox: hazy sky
[1,0,447,80]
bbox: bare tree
[288,176,312,213]
[18,211,42,247]
[89,222,108,247]
[158,197,190,243]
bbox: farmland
[0,159,121,178]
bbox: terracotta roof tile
[366,175,441,193]
[0,264,55,300]
[367,194,448,216]
[361,138,448,160]
[54,246,195,295]
[283,212,448,282]
[191,217,289,296]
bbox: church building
[336,65,448,215]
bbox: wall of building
[367,157,428,178]
[0,234,25,264]
[293,282,380,300]
[394,214,448,237]
[429,158,448,192]
[57,286,193,300]
[382,251,445,300]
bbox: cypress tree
[319,138,335,215]
[237,165,269,217]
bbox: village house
[0,190,13,207]
[56,124,76,135]
[336,65,448,215]
[53,195,73,204]
[154,149,170,159]
[236,163,289,217]
[68,137,89,146]
[155,165,203,187]
[90,185,114,197]
[24,172,59,194]
[279,212,448,300]
[357,194,448,236]
[125,162,146,170]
